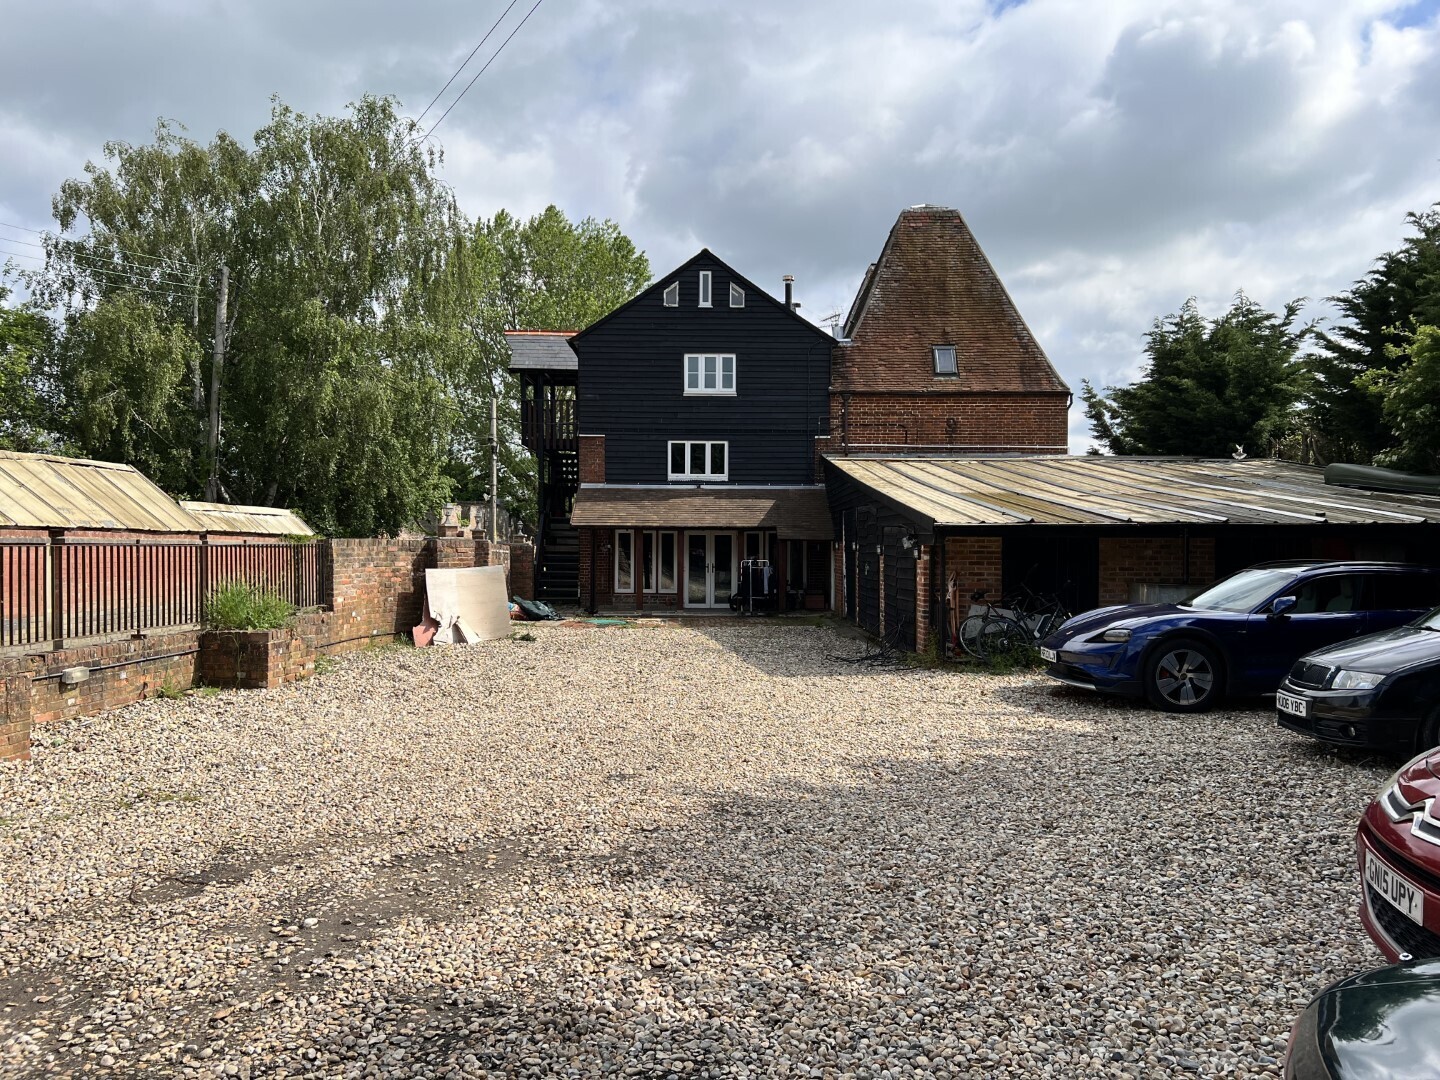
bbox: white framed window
[729,282,745,308]
[684,353,735,395]
[933,344,957,375]
[667,440,728,481]
[615,529,677,593]
[663,281,679,307]
[698,270,712,307]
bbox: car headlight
[1331,669,1383,691]
[1100,628,1132,643]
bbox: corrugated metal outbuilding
[0,450,199,532]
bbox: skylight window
[933,345,957,375]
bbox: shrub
[205,583,295,630]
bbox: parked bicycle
[960,586,1072,660]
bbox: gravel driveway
[0,620,1394,1078]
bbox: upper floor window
[668,440,728,481]
[698,271,712,308]
[685,353,736,395]
[933,345,957,375]
[729,282,745,308]
[663,281,679,307]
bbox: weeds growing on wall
[205,583,295,631]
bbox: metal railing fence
[0,533,331,650]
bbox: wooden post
[206,264,229,502]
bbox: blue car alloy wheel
[1145,638,1221,712]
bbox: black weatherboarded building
[536,249,836,611]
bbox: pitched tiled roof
[505,331,578,371]
[570,486,834,539]
[838,206,1069,395]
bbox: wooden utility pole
[489,397,499,540]
[206,263,229,502]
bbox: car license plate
[1039,647,1057,663]
[1276,691,1308,718]
[1367,850,1425,926]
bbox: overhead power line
[0,237,200,289]
[415,0,522,127]
[424,0,546,140]
[0,243,194,302]
[0,220,198,273]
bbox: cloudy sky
[3,0,1439,450]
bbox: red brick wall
[915,546,932,653]
[200,628,316,689]
[817,392,1069,458]
[7,631,204,728]
[510,541,535,601]
[579,435,606,484]
[1098,536,1216,607]
[944,536,1003,601]
[2,676,31,762]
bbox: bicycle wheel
[978,616,1029,659]
[958,615,989,657]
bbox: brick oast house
[818,204,1071,460]
[516,250,837,613]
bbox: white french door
[685,532,736,608]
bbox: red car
[1357,748,1440,961]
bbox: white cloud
[2,0,1439,453]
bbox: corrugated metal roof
[825,456,1440,528]
[506,331,577,371]
[0,450,200,532]
[179,502,315,536]
[571,486,834,539]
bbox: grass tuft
[205,583,295,631]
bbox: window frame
[663,281,679,307]
[729,282,745,308]
[614,529,678,594]
[667,440,729,481]
[684,352,736,396]
[933,344,958,376]
[698,270,712,308]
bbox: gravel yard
[0,620,1396,1078]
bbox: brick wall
[915,546,932,653]
[1,535,529,760]
[1098,536,1216,607]
[579,435,606,484]
[510,542,535,601]
[200,628,316,689]
[2,676,31,763]
[944,536,1003,601]
[817,392,1069,459]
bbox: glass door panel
[712,534,734,606]
[686,534,708,606]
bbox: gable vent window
[698,271,712,308]
[729,282,745,308]
[663,281,679,307]
[933,345,958,375]
[685,353,736,395]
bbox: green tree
[1083,294,1312,457]
[1357,324,1440,474]
[0,287,62,452]
[444,207,650,524]
[1304,206,1440,464]
[35,97,470,535]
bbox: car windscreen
[1418,607,1440,631]
[1184,568,1298,613]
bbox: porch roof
[505,331,577,371]
[570,485,834,540]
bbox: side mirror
[1269,595,1297,619]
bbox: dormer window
[729,282,745,308]
[663,281,679,307]
[933,345,957,375]
[698,271,712,308]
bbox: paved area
[0,621,1393,1078]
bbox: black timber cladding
[569,250,835,486]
